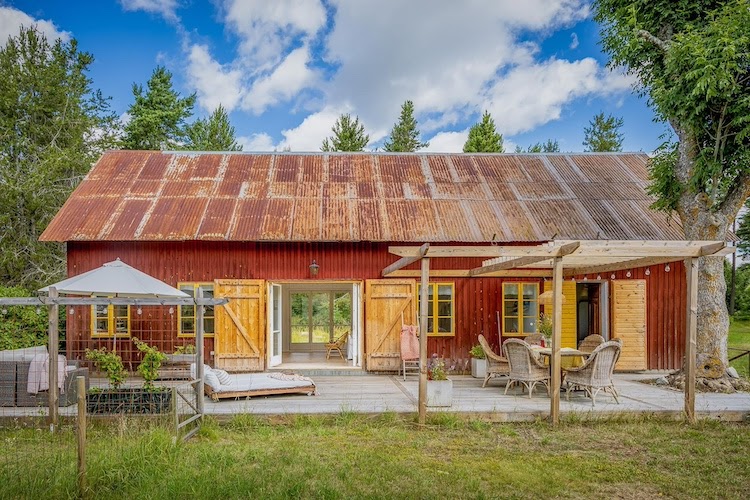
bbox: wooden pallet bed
[201,369,316,402]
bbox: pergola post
[550,257,563,425]
[685,257,698,423]
[418,256,430,425]
[195,288,205,416]
[48,286,59,429]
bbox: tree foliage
[0,26,120,289]
[321,114,369,152]
[515,139,560,153]
[463,111,504,153]
[383,100,428,152]
[123,66,196,150]
[594,0,750,367]
[185,105,242,151]
[583,112,625,151]
[736,200,750,258]
[0,286,49,350]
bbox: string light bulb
[137,307,142,315]
[645,268,651,276]
[168,307,174,315]
[611,274,616,280]
[69,307,74,315]
[665,264,671,272]
[626,270,632,278]
[596,275,601,280]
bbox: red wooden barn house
[40,151,703,373]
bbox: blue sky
[1,1,672,153]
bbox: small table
[530,346,587,388]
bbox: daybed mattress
[204,372,316,401]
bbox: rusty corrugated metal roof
[40,151,686,243]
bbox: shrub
[0,286,49,350]
[132,337,167,390]
[469,344,485,359]
[85,347,127,389]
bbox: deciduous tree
[123,66,196,150]
[321,114,369,152]
[583,112,624,152]
[463,111,504,153]
[0,27,120,289]
[594,0,750,372]
[383,100,428,152]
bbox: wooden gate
[214,279,265,372]
[612,280,647,371]
[365,279,416,372]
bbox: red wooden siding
[65,241,687,370]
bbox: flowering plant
[427,355,448,381]
[538,312,553,345]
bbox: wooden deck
[2,373,749,422]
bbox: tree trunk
[674,133,730,369]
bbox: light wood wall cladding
[612,280,647,371]
[365,279,416,372]
[214,279,265,372]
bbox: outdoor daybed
[194,365,316,402]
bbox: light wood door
[612,280,647,371]
[365,279,416,372]
[214,279,265,372]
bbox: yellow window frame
[502,282,539,337]
[416,282,455,337]
[178,282,215,337]
[91,303,131,338]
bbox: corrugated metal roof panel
[40,151,691,243]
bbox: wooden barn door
[214,279,266,372]
[611,280,647,371]
[365,279,416,372]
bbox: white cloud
[222,0,326,69]
[238,133,276,151]
[423,130,469,153]
[0,7,70,46]
[187,44,244,112]
[485,58,635,135]
[570,32,579,49]
[119,0,179,23]
[278,106,362,151]
[241,46,318,115]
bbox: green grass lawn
[1,415,749,499]
[729,317,750,377]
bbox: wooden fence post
[77,375,86,497]
[48,287,59,430]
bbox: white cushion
[213,368,231,385]
[189,363,214,380]
[0,345,47,362]
[203,370,221,391]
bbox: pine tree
[463,111,504,153]
[321,114,369,152]
[516,139,560,153]
[123,66,196,150]
[383,100,428,152]
[583,112,624,152]
[185,105,242,151]
[0,27,120,289]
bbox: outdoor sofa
[0,345,89,407]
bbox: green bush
[132,337,166,391]
[0,286,48,350]
[85,347,127,389]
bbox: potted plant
[426,355,452,407]
[469,343,487,379]
[538,312,553,347]
[167,343,196,364]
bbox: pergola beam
[382,243,430,277]
[469,255,553,276]
[386,269,553,278]
[563,256,679,277]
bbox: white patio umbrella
[39,258,189,298]
[39,258,189,351]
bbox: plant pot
[86,388,172,414]
[471,358,487,379]
[165,354,194,364]
[426,379,453,407]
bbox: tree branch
[638,29,670,52]
[719,174,750,219]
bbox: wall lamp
[309,260,320,276]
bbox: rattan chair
[523,334,544,346]
[477,334,510,388]
[563,339,622,406]
[325,331,349,360]
[577,334,605,354]
[502,338,550,398]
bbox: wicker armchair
[523,334,544,346]
[563,339,622,406]
[502,338,550,398]
[477,334,509,388]
[325,331,349,360]
[577,334,605,354]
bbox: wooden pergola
[383,240,734,425]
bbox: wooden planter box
[86,388,172,414]
[471,358,487,379]
[426,379,453,407]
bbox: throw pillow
[213,368,231,385]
